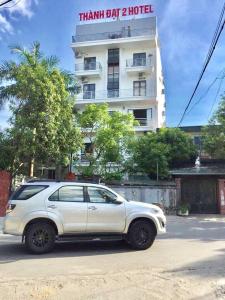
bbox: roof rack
[27,179,102,184]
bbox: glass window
[49,186,84,202]
[10,185,48,200]
[88,187,117,203]
[84,57,96,70]
[133,53,146,66]
[83,84,95,99]
[133,80,146,96]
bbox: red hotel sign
[79,5,154,22]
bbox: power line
[207,76,225,121]
[3,0,23,8]
[177,2,225,127]
[0,0,13,7]
[186,68,225,115]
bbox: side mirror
[113,198,123,205]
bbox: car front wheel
[127,220,156,250]
[25,222,56,254]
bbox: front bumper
[156,214,166,234]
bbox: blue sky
[0,0,224,129]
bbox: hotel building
[71,16,166,133]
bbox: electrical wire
[185,68,225,115]
[0,0,13,7]
[177,2,225,127]
[2,0,22,8]
[207,77,225,121]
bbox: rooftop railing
[72,27,155,43]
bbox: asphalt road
[0,216,225,300]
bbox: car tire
[25,222,56,254]
[127,220,156,250]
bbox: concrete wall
[109,185,176,207]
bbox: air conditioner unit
[75,50,83,58]
[138,72,145,79]
[81,76,88,83]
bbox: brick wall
[0,171,11,217]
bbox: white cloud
[0,0,38,35]
[159,0,215,75]
[0,14,13,33]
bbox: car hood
[129,201,161,211]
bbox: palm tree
[0,42,80,177]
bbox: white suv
[3,181,166,254]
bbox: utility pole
[156,160,159,182]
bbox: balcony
[135,118,148,126]
[72,28,155,43]
[126,58,153,74]
[76,89,155,105]
[75,62,102,78]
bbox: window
[133,109,147,126]
[133,53,146,66]
[49,186,84,202]
[87,187,117,203]
[81,143,93,161]
[133,80,146,96]
[10,185,48,200]
[107,65,119,97]
[108,49,119,97]
[108,49,119,64]
[193,136,201,146]
[84,57,96,70]
[83,84,95,99]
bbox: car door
[86,186,126,233]
[47,185,87,233]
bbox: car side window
[87,187,117,203]
[49,186,84,202]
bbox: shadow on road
[0,239,132,264]
[164,247,225,279]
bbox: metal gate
[181,178,218,214]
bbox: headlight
[152,208,161,214]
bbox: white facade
[71,16,166,132]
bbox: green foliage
[0,131,14,171]
[102,171,124,182]
[127,128,197,179]
[157,128,197,167]
[0,42,81,175]
[77,104,136,177]
[203,95,225,158]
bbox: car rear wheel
[127,220,156,250]
[25,222,56,254]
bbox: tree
[0,42,81,176]
[76,103,137,178]
[157,128,197,167]
[127,128,197,179]
[203,95,225,158]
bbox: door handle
[48,205,57,209]
[88,206,97,210]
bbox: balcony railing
[72,28,155,43]
[75,62,102,72]
[76,89,153,101]
[135,118,148,126]
[126,58,152,68]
